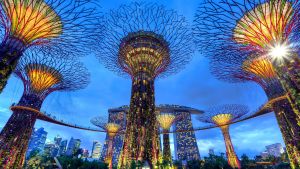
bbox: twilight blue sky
[0,0,284,158]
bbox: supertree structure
[0,0,100,93]
[91,116,122,169]
[193,0,300,167]
[193,0,300,117]
[0,52,90,169]
[210,49,300,167]
[96,2,193,168]
[197,104,248,169]
[157,113,179,164]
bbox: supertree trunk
[220,125,241,169]
[0,38,24,93]
[275,55,300,118]
[106,138,114,169]
[272,99,300,169]
[120,73,160,168]
[163,129,172,163]
[264,71,300,168]
[0,94,41,169]
[277,56,300,117]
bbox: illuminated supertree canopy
[91,116,122,169]
[95,2,193,168]
[210,51,284,100]
[157,114,176,131]
[193,0,300,55]
[197,104,249,169]
[97,2,193,78]
[0,52,90,169]
[0,0,101,93]
[233,0,295,49]
[91,116,122,139]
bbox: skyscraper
[82,149,89,158]
[66,137,81,157]
[100,110,126,164]
[265,143,284,157]
[54,135,62,146]
[44,143,59,157]
[91,141,102,159]
[59,140,68,156]
[209,148,215,156]
[26,127,48,158]
[173,112,201,161]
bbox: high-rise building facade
[54,135,62,146]
[265,143,284,157]
[101,105,203,163]
[173,111,201,161]
[59,140,68,156]
[209,148,215,156]
[100,109,126,164]
[91,141,102,159]
[82,149,89,158]
[26,127,48,158]
[44,143,59,157]
[66,137,81,157]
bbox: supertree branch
[91,116,122,169]
[197,104,249,169]
[233,0,296,49]
[95,2,193,168]
[0,0,101,93]
[97,2,193,78]
[193,0,300,55]
[210,50,284,99]
[14,52,90,101]
[0,52,90,169]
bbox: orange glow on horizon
[3,0,62,44]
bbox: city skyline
[27,127,286,160]
[0,0,285,162]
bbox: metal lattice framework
[0,52,90,169]
[193,0,300,137]
[15,51,90,100]
[193,0,300,56]
[197,104,249,169]
[0,0,100,55]
[91,116,122,169]
[197,104,248,125]
[97,2,193,78]
[210,51,285,99]
[91,116,122,138]
[95,2,193,168]
[0,0,101,93]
